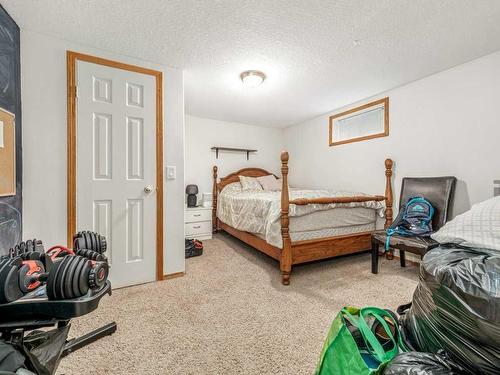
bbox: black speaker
[186,184,198,207]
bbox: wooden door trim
[67,51,164,281]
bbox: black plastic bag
[383,351,462,375]
[22,325,69,375]
[0,341,24,373]
[401,246,500,374]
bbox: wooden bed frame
[212,151,394,285]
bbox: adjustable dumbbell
[1,240,46,304]
[47,246,107,262]
[46,255,109,300]
[73,231,107,254]
[0,252,108,303]
[0,251,52,304]
[17,254,53,294]
[75,248,107,261]
[23,245,108,300]
[0,256,24,304]
[46,245,74,260]
[9,239,44,258]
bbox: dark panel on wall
[0,5,21,255]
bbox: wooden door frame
[67,51,164,281]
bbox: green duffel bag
[315,306,408,375]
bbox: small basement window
[329,97,389,146]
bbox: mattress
[289,207,376,242]
[256,220,376,244]
[217,182,384,247]
[255,207,376,243]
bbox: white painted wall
[285,50,500,218]
[185,115,285,201]
[21,30,185,275]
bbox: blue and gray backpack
[385,196,435,251]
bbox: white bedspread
[217,183,385,247]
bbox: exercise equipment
[18,258,47,294]
[0,281,114,374]
[0,257,23,304]
[8,239,44,259]
[46,255,108,300]
[0,247,109,304]
[46,245,74,259]
[0,231,115,375]
[73,231,107,254]
[0,250,57,304]
[75,248,106,261]
[1,232,110,304]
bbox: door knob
[144,185,154,194]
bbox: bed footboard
[279,151,393,285]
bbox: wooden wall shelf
[211,147,257,160]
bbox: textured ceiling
[4,0,500,127]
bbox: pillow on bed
[257,175,282,191]
[239,176,263,191]
[221,182,242,194]
[431,196,500,251]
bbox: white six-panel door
[76,61,157,288]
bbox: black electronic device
[186,184,199,207]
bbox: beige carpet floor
[57,233,419,375]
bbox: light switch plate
[166,166,176,179]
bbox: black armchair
[371,176,456,273]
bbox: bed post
[212,165,218,233]
[384,158,394,259]
[280,151,292,285]
[384,158,393,228]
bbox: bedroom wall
[20,30,185,275]
[284,50,500,219]
[185,115,284,202]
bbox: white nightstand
[185,206,213,240]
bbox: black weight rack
[0,281,116,374]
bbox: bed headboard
[211,165,277,233]
[214,167,277,192]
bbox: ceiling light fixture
[240,70,266,88]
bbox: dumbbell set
[73,230,107,255]
[0,231,109,304]
[9,239,44,258]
